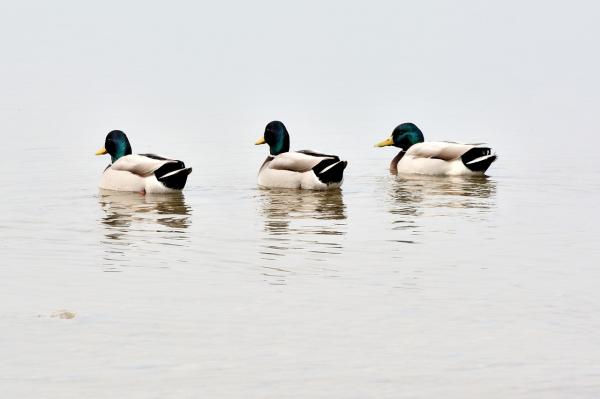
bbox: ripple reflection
[385,175,497,237]
[98,190,192,270]
[256,188,347,284]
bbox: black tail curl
[154,161,192,190]
[313,159,348,184]
[461,147,497,173]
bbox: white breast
[100,168,179,193]
[99,169,146,192]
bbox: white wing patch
[407,142,477,161]
[110,154,172,177]
[267,152,330,172]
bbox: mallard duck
[375,123,497,175]
[95,130,192,193]
[254,121,347,189]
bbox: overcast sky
[1,1,598,162]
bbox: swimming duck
[255,121,347,189]
[95,130,192,193]
[375,123,497,175]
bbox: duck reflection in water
[99,189,191,242]
[386,174,497,232]
[256,188,347,261]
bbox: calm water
[1,131,600,398]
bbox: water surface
[1,135,599,398]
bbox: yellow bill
[95,147,108,155]
[255,136,266,145]
[374,137,394,147]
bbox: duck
[254,121,347,189]
[375,123,497,176]
[95,130,192,193]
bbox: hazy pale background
[2,1,598,155]
[1,1,600,398]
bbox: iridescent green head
[95,130,133,163]
[375,123,425,150]
[255,121,290,156]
